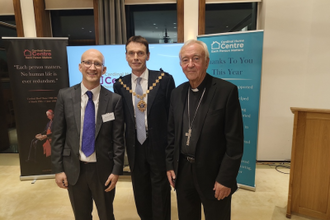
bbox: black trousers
[176,155,231,220]
[68,162,115,220]
[130,137,171,220]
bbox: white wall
[183,0,330,160]
[20,0,37,37]
[257,0,330,160]
[184,0,199,41]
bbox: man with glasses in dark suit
[52,49,125,220]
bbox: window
[126,4,177,43]
[0,15,17,143]
[205,3,257,34]
[51,9,95,45]
[0,15,17,78]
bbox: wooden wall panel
[177,0,184,43]
[12,0,24,37]
[198,0,205,35]
[33,0,52,37]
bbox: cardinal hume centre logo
[24,49,52,59]
[210,39,245,53]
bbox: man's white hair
[179,39,210,61]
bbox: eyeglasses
[81,60,103,68]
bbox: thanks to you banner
[4,37,69,180]
[198,31,264,189]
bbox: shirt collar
[81,83,101,99]
[132,68,149,82]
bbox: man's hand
[213,181,231,200]
[105,174,119,192]
[167,170,176,188]
[55,172,68,189]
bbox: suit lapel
[192,77,217,145]
[95,86,108,137]
[73,84,81,137]
[147,70,160,116]
[177,83,189,147]
[122,75,135,122]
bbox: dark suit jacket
[113,70,175,171]
[51,84,125,186]
[166,74,243,199]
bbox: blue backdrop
[66,43,186,90]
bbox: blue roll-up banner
[198,31,264,190]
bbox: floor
[0,153,318,220]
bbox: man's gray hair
[179,39,210,61]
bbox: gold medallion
[118,72,166,113]
[137,100,147,112]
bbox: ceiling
[132,4,256,43]
[0,3,256,45]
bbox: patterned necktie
[135,77,146,144]
[81,91,95,157]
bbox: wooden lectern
[287,107,330,219]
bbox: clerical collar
[190,74,210,93]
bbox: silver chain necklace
[185,87,206,146]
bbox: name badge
[102,112,115,122]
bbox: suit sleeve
[51,89,66,174]
[165,91,175,171]
[113,81,121,96]
[165,75,175,117]
[216,85,244,187]
[164,74,175,169]
[111,95,125,175]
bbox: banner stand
[3,37,69,181]
[20,174,55,182]
[198,31,264,189]
[238,184,256,192]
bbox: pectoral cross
[185,128,192,146]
